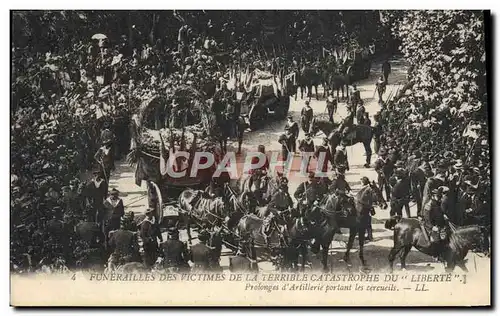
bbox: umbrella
[91,33,108,40]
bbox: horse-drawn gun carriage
[127,86,225,225]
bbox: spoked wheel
[147,180,164,224]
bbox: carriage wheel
[148,181,164,224]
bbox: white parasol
[91,33,108,40]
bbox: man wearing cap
[140,207,163,267]
[298,133,315,171]
[389,168,411,218]
[374,147,393,201]
[249,145,269,175]
[314,137,333,173]
[300,100,314,134]
[84,170,108,222]
[229,242,256,272]
[190,229,213,272]
[100,121,116,149]
[350,84,361,114]
[329,166,351,194]
[420,162,447,217]
[326,92,337,122]
[294,172,319,203]
[333,142,349,171]
[421,187,449,251]
[372,113,383,154]
[285,115,299,153]
[159,227,190,272]
[108,217,141,268]
[102,188,125,234]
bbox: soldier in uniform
[159,227,190,272]
[389,168,411,218]
[363,112,371,126]
[314,138,333,174]
[329,166,351,194]
[294,172,320,218]
[372,112,383,154]
[374,147,394,201]
[420,187,449,256]
[107,216,141,267]
[360,176,376,241]
[100,121,116,150]
[356,100,366,125]
[375,76,386,104]
[300,100,314,134]
[84,170,108,223]
[278,133,290,163]
[333,142,349,171]
[350,84,361,115]
[190,230,213,272]
[140,208,163,268]
[285,115,299,153]
[326,91,337,122]
[420,162,447,217]
[298,133,315,172]
[249,145,270,175]
[101,188,125,236]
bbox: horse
[309,118,374,168]
[235,211,286,268]
[304,193,356,271]
[329,66,353,101]
[178,183,244,244]
[344,181,387,268]
[295,65,323,100]
[385,217,490,272]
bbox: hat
[198,230,210,242]
[110,188,119,196]
[308,172,316,179]
[287,115,293,120]
[145,207,155,215]
[361,176,370,185]
[305,100,310,105]
[93,170,102,175]
[378,148,387,156]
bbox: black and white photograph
[9,9,491,306]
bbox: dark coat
[190,243,212,270]
[108,229,140,260]
[229,254,253,272]
[314,145,332,172]
[285,121,299,139]
[160,239,190,269]
[374,157,394,178]
[294,181,319,202]
[299,138,315,153]
[333,148,349,169]
[329,176,351,193]
[423,199,445,228]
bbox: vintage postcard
[10,9,491,306]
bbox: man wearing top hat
[159,227,190,272]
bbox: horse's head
[369,180,388,209]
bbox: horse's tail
[385,215,401,230]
